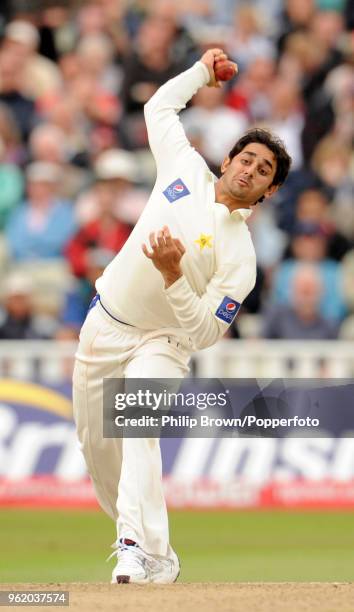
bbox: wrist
[198,61,213,85]
[163,269,182,288]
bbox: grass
[0,509,353,583]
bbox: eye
[241,158,249,164]
[259,168,267,176]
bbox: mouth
[236,177,250,188]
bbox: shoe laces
[107,538,169,574]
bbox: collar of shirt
[230,207,253,220]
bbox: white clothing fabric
[96,61,257,350]
[73,301,191,557]
[73,61,258,564]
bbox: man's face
[220,143,278,207]
[27,180,57,204]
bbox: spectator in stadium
[262,263,338,339]
[264,77,304,171]
[323,33,353,145]
[67,68,121,131]
[247,204,287,274]
[74,148,148,228]
[310,133,353,244]
[119,12,189,148]
[311,133,352,197]
[29,122,89,199]
[148,0,202,65]
[76,33,121,95]
[0,45,37,141]
[66,150,135,278]
[300,10,345,163]
[295,189,351,261]
[59,248,115,338]
[226,56,276,122]
[276,0,316,54]
[310,9,344,66]
[279,22,338,164]
[226,4,275,72]
[0,135,23,229]
[0,273,52,340]
[121,13,183,115]
[40,38,120,134]
[271,221,347,322]
[1,20,62,99]
[76,1,107,37]
[73,0,130,60]
[67,195,129,278]
[29,122,68,166]
[5,161,76,261]
[37,94,91,168]
[181,84,248,173]
[0,101,25,164]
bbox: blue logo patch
[163,178,190,203]
[215,296,241,324]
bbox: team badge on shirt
[195,233,213,250]
[215,296,241,324]
[163,178,190,203]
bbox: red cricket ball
[214,59,237,82]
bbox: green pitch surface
[1,508,354,583]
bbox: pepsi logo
[226,302,236,312]
[215,296,241,323]
[163,179,190,202]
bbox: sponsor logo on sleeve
[163,179,190,203]
[215,296,241,324]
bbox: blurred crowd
[0,0,352,342]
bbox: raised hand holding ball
[214,59,238,82]
[200,48,238,87]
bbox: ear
[220,156,231,175]
[263,184,279,199]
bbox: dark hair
[228,128,292,200]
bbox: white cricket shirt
[96,61,257,350]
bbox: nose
[243,164,255,178]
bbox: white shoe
[149,549,180,584]
[109,539,149,584]
[108,538,180,584]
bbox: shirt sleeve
[164,258,257,350]
[144,61,210,174]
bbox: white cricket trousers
[72,300,191,558]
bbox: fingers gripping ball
[214,59,237,82]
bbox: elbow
[193,320,223,351]
[195,338,218,351]
[240,261,257,300]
